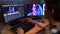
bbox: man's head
[45,0,60,22]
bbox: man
[21,0,60,34]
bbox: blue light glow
[8,7,15,13]
[27,4,43,16]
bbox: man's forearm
[30,19,49,28]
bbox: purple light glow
[32,4,37,15]
[8,7,11,13]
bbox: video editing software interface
[2,4,25,23]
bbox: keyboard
[10,21,35,33]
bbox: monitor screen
[26,4,45,16]
[2,4,25,23]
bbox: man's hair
[45,0,60,9]
[45,0,60,22]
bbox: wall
[0,0,45,4]
[0,0,41,4]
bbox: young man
[24,0,60,34]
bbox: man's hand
[16,27,24,34]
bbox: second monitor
[26,4,45,17]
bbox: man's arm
[27,18,49,28]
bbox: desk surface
[1,19,49,34]
[25,25,42,34]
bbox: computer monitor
[26,4,45,17]
[2,4,25,23]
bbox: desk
[1,19,49,34]
[25,25,42,34]
[1,25,42,34]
